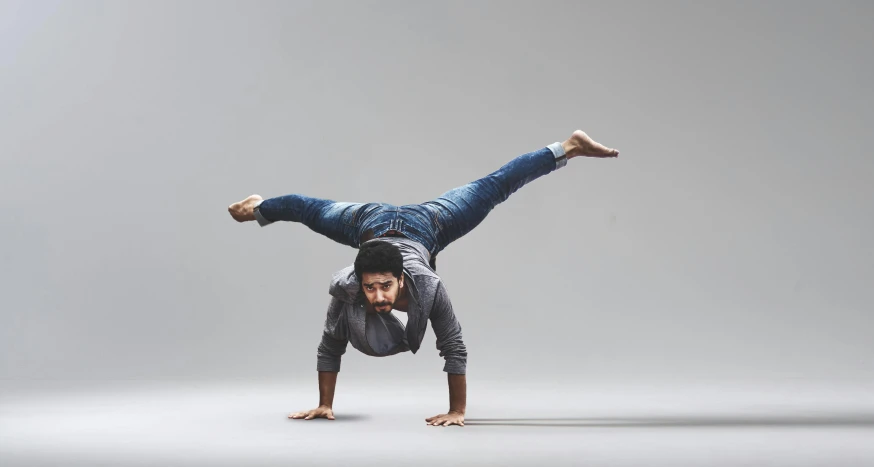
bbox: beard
[372,301,393,313]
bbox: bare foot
[228,194,263,222]
[562,130,619,159]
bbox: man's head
[354,241,404,313]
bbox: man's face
[361,271,404,314]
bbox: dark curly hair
[354,240,404,283]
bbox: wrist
[448,408,465,415]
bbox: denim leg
[420,142,567,253]
[254,194,365,248]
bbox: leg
[420,145,564,253]
[229,193,365,248]
[420,130,619,253]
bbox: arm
[430,282,468,375]
[316,296,349,372]
[425,282,468,426]
[290,297,349,421]
[448,373,466,415]
[318,370,338,408]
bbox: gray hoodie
[316,237,467,374]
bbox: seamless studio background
[1,0,872,397]
[3,2,874,465]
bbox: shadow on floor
[464,412,874,428]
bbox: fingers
[425,415,464,426]
[305,409,328,420]
[432,419,460,427]
[290,409,329,420]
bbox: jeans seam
[432,209,442,232]
[343,205,362,227]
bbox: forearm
[318,371,338,408]
[448,373,466,415]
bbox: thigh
[420,146,558,252]
[420,182,494,251]
[308,200,376,248]
[258,194,369,248]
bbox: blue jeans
[254,142,568,265]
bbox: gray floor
[2,378,873,466]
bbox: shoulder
[407,269,447,308]
[403,254,440,281]
[328,265,361,303]
[404,262,440,285]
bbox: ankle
[561,139,579,159]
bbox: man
[228,130,619,427]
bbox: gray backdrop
[2,0,872,386]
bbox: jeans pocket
[419,203,449,234]
[341,203,364,227]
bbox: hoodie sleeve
[316,296,349,372]
[429,281,467,374]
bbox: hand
[425,411,464,427]
[289,405,335,420]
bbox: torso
[393,293,410,312]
